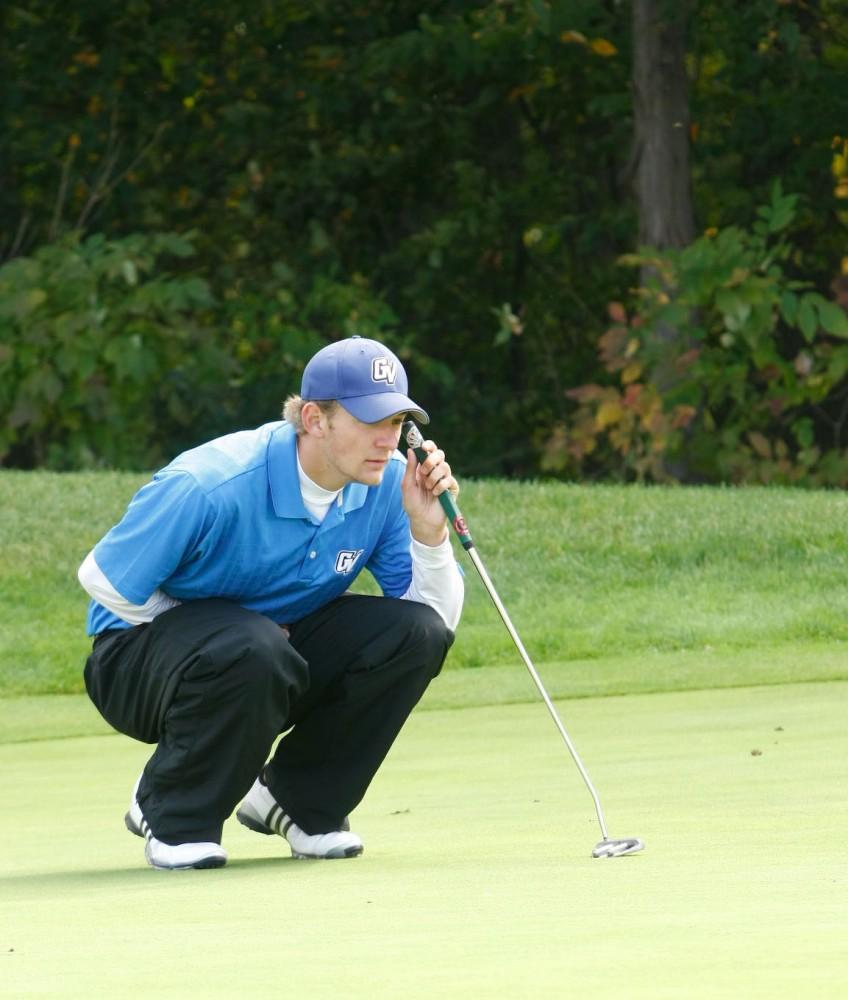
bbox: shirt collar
[267,423,369,518]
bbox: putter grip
[403,421,474,550]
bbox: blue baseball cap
[301,336,430,424]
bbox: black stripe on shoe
[125,806,154,843]
[265,803,280,833]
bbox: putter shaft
[403,420,642,855]
[465,547,610,841]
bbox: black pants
[84,595,453,845]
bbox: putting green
[1,682,846,998]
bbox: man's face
[315,406,405,489]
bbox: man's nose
[375,424,401,448]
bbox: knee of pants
[210,613,309,702]
[395,601,455,679]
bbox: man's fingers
[407,440,459,499]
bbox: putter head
[592,837,645,858]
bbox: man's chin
[355,467,386,486]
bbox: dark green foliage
[2,1,847,478]
[691,0,847,267]
[0,232,231,468]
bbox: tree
[2,1,848,479]
[552,1,848,485]
[631,0,696,251]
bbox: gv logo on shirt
[371,357,396,385]
[335,549,364,574]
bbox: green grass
[3,639,847,745]
[2,679,846,998]
[3,471,847,996]
[2,471,848,696]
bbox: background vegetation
[2,470,847,698]
[2,1,848,481]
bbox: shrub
[0,230,432,469]
[549,184,848,485]
[0,231,233,468]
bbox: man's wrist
[411,523,449,547]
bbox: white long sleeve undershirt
[78,550,181,626]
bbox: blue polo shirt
[86,421,413,635]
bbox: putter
[405,421,644,859]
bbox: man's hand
[400,439,459,546]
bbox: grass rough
[2,471,848,696]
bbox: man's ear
[301,401,327,437]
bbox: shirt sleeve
[91,470,216,604]
[401,536,464,631]
[365,463,464,630]
[78,550,181,625]
[364,488,414,599]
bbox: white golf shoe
[125,779,228,871]
[236,776,364,859]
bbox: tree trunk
[631,0,697,478]
[632,0,695,252]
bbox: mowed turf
[2,678,846,999]
[2,472,847,996]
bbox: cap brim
[339,393,430,425]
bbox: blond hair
[282,395,339,435]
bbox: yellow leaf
[672,405,697,430]
[748,431,771,459]
[621,361,642,384]
[560,30,587,45]
[508,84,538,102]
[590,38,618,57]
[73,50,100,68]
[596,399,624,430]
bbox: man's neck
[296,435,346,492]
